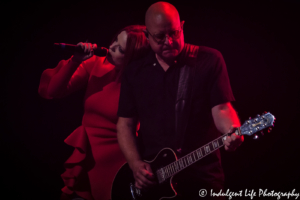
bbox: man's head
[145,2,184,62]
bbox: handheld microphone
[54,43,108,57]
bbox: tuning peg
[253,134,259,139]
[268,127,272,133]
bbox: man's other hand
[131,160,157,189]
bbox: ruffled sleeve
[38,56,97,99]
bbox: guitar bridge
[130,183,142,199]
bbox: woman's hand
[71,42,98,63]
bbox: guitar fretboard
[157,132,231,183]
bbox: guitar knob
[253,134,259,139]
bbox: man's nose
[164,35,173,45]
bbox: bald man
[117,2,243,199]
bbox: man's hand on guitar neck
[130,160,157,189]
[224,131,244,151]
[212,102,244,151]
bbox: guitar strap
[175,44,199,154]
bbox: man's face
[147,15,184,61]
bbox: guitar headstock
[240,112,275,139]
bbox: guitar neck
[158,129,239,181]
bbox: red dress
[39,56,126,200]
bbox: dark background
[3,0,300,199]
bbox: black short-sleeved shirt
[118,43,235,184]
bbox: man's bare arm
[117,117,156,188]
[116,117,141,166]
[212,102,244,151]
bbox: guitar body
[111,148,178,200]
[112,113,275,200]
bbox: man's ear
[180,20,185,29]
[143,29,149,40]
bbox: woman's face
[107,31,128,68]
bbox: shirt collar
[144,43,190,67]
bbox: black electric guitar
[111,112,275,200]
